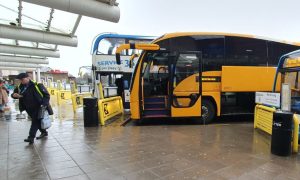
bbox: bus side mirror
[116,53,121,65]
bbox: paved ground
[1,98,300,180]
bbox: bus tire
[201,99,216,124]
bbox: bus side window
[197,37,224,71]
[225,37,267,66]
[268,42,299,65]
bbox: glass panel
[174,53,199,86]
[97,38,153,55]
[142,51,171,96]
[268,42,299,65]
[50,9,78,34]
[18,40,36,47]
[98,38,125,55]
[0,38,16,45]
[225,37,268,66]
[0,0,19,25]
[173,52,200,108]
[283,72,300,92]
[283,71,300,113]
[0,1,78,34]
[38,43,55,49]
[197,37,224,71]
[21,3,50,31]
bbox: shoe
[36,132,48,140]
[24,137,34,144]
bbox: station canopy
[0,0,120,71]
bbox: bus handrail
[116,43,160,64]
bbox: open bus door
[170,51,203,119]
[139,51,203,119]
[140,50,173,118]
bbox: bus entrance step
[144,96,166,103]
[144,103,165,109]
[143,114,169,118]
[143,109,169,116]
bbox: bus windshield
[275,49,300,113]
[91,33,155,109]
[97,38,153,55]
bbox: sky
[47,0,300,76]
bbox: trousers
[28,111,46,138]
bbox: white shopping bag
[41,111,51,129]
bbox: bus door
[171,51,202,117]
[141,51,174,118]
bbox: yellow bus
[116,32,300,123]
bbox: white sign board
[255,92,280,108]
[92,55,138,73]
[281,83,291,111]
[124,90,130,102]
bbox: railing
[71,92,92,113]
[254,104,299,153]
[98,96,123,125]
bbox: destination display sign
[255,92,280,108]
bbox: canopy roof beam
[0,62,42,68]
[0,66,36,71]
[0,44,60,58]
[0,55,49,64]
[23,0,120,23]
[0,24,78,47]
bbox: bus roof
[92,33,155,54]
[154,32,300,46]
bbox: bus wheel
[201,99,216,124]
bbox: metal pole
[32,71,36,81]
[37,68,41,83]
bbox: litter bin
[83,97,99,127]
[271,111,293,156]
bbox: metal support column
[32,71,36,81]
[37,68,41,83]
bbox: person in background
[12,73,50,144]
[0,80,8,117]
[3,80,10,95]
[115,77,124,97]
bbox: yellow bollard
[71,94,77,113]
[70,80,77,94]
[57,80,62,90]
[47,79,52,88]
[56,91,60,105]
[254,105,258,128]
[98,82,104,99]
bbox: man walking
[12,73,50,144]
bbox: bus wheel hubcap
[202,105,209,119]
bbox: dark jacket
[12,80,50,114]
